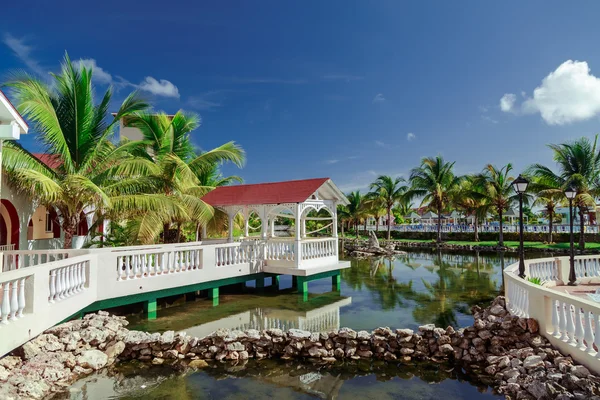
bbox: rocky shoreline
[0,297,598,399]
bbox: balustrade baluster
[575,307,585,349]
[1,283,9,323]
[551,299,560,337]
[559,301,568,341]
[49,270,57,302]
[566,303,577,345]
[69,265,76,295]
[10,280,18,319]
[17,278,25,318]
[125,256,131,279]
[78,263,84,291]
[58,268,66,299]
[584,310,594,353]
[133,255,140,278]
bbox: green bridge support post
[256,275,265,292]
[332,273,341,291]
[146,299,157,320]
[273,275,280,290]
[209,287,219,306]
[296,276,308,302]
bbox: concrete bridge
[0,238,349,357]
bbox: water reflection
[128,249,518,334]
[67,359,502,400]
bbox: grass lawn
[340,234,600,250]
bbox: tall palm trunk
[62,214,79,250]
[548,209,553,244]
[364,219,367,234]
[355,221,359,239]
[386,207,392,240]
[474,215,479,242]
[175,223,182,243]
[163,223,169,243]
[498,208,504,246]
[579,206,585,249]
[195,223,201,241]
[436,206,442,243]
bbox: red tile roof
[201,178,330,206]
[33,153,62,169]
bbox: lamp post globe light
[512,175,529,279]
[565,183,578,286]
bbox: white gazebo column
[227,212,235,243]
[260,207,268,240]
[270,218,275,237]
[295,204,302,268]
[332,206,339,256]
[202,224,207,240]
[243,209,249,238]
[301,216,306,238]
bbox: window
[45,211,52,232]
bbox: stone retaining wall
[0,297,599,399]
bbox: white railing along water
[0,237,344,358]
[504,254,600,374]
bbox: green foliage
[527,277,542,285]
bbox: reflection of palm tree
[398,250,499,327]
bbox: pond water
[68,248,529,400]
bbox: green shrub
[527,277,542,285]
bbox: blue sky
[2,1,600,192]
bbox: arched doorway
[0,199,20,249]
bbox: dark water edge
[62,358,503,400]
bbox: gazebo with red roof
[201,177,349,275]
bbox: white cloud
[138,77,180,98]
[3,33,45,76]
[481,115,499,124]
[375,140,386,147]
[407,132,416,141]
[74,59,112,84]
[373,93,385,103]
[478,105,489,113]
[500,60,600,125]
[500,93,517,112]
[325,159,339,164]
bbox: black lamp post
[512,175,529,278]
[565,184,577,286]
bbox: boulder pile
[0,297,599,399]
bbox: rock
[527,318,539,334]
[571,365,590,378]
[152,357,164,365]
[368,230,380,248]
[525,381,548,399]
[523,355,544,369]
[338,327,358,339]
[439,344,454,354]
[396,329,414,337]
[489,304,505,316]
[226,342,245,352]
[288,329,311,340]
[239,351,249,360]
[18,380,50,399]
[104,341,125,361]
[76,350,109,370]
[188,359,209,369]
[21,342,41,360]
[160,331,175,345]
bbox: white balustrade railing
[0,244,15,252]
[2,249,87,271]
[215,243,256,267]
[0,275,28,323]
[0,237,343,357]
[504,255,600,373]
[301,238,336,260]
[48,260,89,302]
[265,241,296,262]
[527,257,559,284]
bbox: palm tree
[369,175,407,240]
[364,193,386,234]
[345,191,366,239]
[1,54,162,248]
[452,177,488,242]
[125,111,245,243]
[406,156,461,243]
[528,136,600,249]
[527,176,563,244]
[474,164,519,247]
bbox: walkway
[0,238,350,357]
